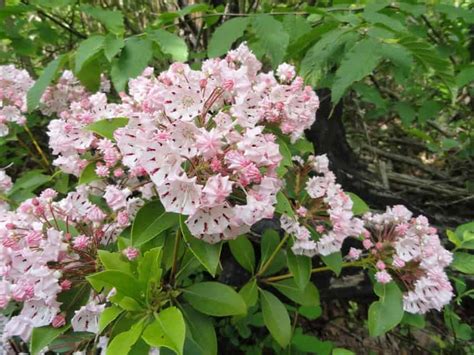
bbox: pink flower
[348,247,362,261]
[87,206,106,222]
[25,230,43,247]
[122,247,139,261]
[117,210,129,226]
[95,164,109,177]
[363,239,373,250]
[104,185,130,211]
[60,279,72,291]
[202,174,233,207]
[375,270,392,284]
[73,235,90,250]
[296,206,307,217]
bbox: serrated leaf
[75,35,104,73]
[104,34,124,61]
[252,14,289,66]
[148,29,188,62]
[81,5,124,34]
[208,17,249,58]
[331,38,383,103]
[111,37,153,92]
[260,289,291,348]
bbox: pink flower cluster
[0,185,138,341]
[281,155,364,256]
[0,65,34,136]
[361,205,453,314]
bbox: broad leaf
[321,252,343,276]
[142,307,185,355]
[208,17,249,58]
[180,216,222,276]
[98,250,132,274]
[272,278,319,306]
[149,29,188,62]
[182,282,246,317]
[85,117,129,140]
[78,162,100,185]
[30,326,70,355]
[260,289,291,348]
[181,305,217,355]
[75,35,105,73]
[331,38,383,103]
[98,305,124,333]
[452,252,474,274]
[228,235,255,273]
[87,270,143,301]
[81,5,124,34]
[107,319,145,355]
[239,279,258,308]
[104,34,125,61]
[368,282,404,337]
[287,251,311,289]
[132,200,178,246]
[347,192,370,216]
[111,37,153,92]
[252,14,289,66]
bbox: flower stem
[262,260,367,283]
[170,228,181,285]
[24,124,51,171]
[257,233,290,277]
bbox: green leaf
[182,282,246,317]
[132,200,178,247]
[298,305,322,320]
[418,100,442,124]
[99,305,124,333]
[27,55,66,112]
[394,102,416,125]
[333,348,355,355]
[252,14,289,66]
[180,216,222,277]
[208,17,249,58]
[347,192,370,216]
[229,235,255,273]
[362,10,406,32]
[181,305,217,355]
[8,170,51,194]
[260,229,280,268]
[277,137,293,168]
[260,289,291,348]
[292,332,333,354]
[321,252,343,276]
[104,34,125,62]
[75,35,105,73]
[401,313,425,329]
[98,250,132,274]
[76,54,102,92]
[81,5,124,35]
[111,37,153,92]
[398,36,456,98]
[282,15,311,42]
[452,252,474,274]
[148,29,188,62]
[331,38,383,103]
[240,279,258,308]
[138,247,163,285]
[287,251,311,289]
[368,282,404,337]
[85,117,129,140]
[275,192,295,218]
[272,278,319,306]
[30,326,70,355]
[107,319,145,355]
[142,307,185,355]
[78,162,100,185]
[87,270,143,301]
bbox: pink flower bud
[52,314,66,328]
[122,247,139,261]
[375,270,392,284]
[376,260,386,270]
[362,239,373,250]
[60,279,72,291]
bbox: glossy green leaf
[87,270,143,301]
[142,307,185,355]
[347,192,370,216]
[98,305,124,333]
[98,250,132,274]
[287,251,311,289]
[107,319,145,355]
[239,279,258,308]
[229,235,255,273]
[181,305,217,355]
[182,282,246,317]
[452,252,474,274]
[132,200,178,246]
[30,325,70,355]
[78,162,100,185]
[260,289,291,348]
[368,282,404,337]
[272,278,319,306]
[321,252,343,276]
[180,216,222,276]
